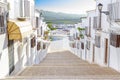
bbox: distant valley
[41,10,86,24]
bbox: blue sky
[35,0,96,14]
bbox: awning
[7,20,33,40]
[7,21,22,40]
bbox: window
[31,37,36,48]
[41,26,42,36]
[81,43,84,49]
[24,0,30,17]
[0,6,7,34]
[77,43,80,49]
[86,41,90,50]
[20,0,30,17]
[110,33,120,47]
[85,27,88,36]
[36,17,39,28]
[73,33,76,40]
[72,42,76,48]
[43,43,46,49]
[95,36,101,48]
[89,17,91,37]
[108,2,120,22]
[37,42,41,50]
[93,17,98,29]
[69,36,74,41]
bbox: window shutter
[0,6,6,34]
[36,17,39,28]
[24,0,30,17]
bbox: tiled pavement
[5,51,120,80]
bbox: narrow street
[5,51,120,80]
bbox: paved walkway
[5,51,120,80]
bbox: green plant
[77,27,85,31]
[79,34,84,39]
[47,23,56,31]
[77,27,85,39]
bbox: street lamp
[98,3,109,15]
[97,3,109,30]
[98,3,103,12]
[97,3,103,30]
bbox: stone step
[5,75,120,80]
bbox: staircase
[4,51,120,80]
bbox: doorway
[104,38,108,64]
[92,44,95,62]
[8,40,15,75]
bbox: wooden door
[104,39,108,64]
[8,40,15,74]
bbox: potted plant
[44,30,50,40]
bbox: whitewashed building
[7,0,36,76]
[0,0,49,78]
[79,0,120,72]
[96,0,120,71]
[0,0,9,78]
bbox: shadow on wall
[3,34,8,49]
[17,44,23,61]
[0,34,8,60]
[11,56,24,75]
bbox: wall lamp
[97,3,109,15]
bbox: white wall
[0,34,9,78]
[48,37,69,53]
[109,46,120,71]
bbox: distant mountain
[41,10,86,24]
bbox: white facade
[0,1,10,78]
[68,0,120,72]
[67,0,120,73]
[96,0,120,70]
[0,0,48,78]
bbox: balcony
[108,2,120,22]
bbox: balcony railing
[108,2,120,22]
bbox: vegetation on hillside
[41,10,86,24]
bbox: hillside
[41,10,86,24]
